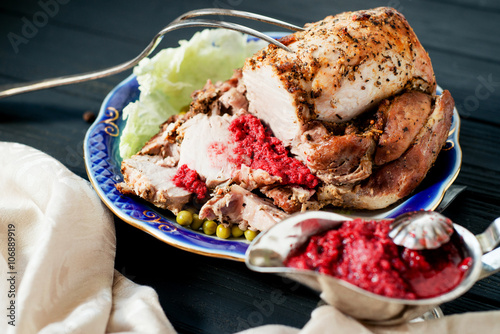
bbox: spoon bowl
[245,211,497,324]
[389,210,455,250]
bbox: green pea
[216,224,231,239]
[244,229,259,241]
[203,220,217,235]
[176,210,193,226]
[191,213,204,230]
[231,225,244,238]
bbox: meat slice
[176,112,315,190]
[199,185,288,231]
[231,164,281,191]
[137,115,184,166]
[242,7,436,146]
[242,63,305,147]
[218,70,248,113]
[318,90,454,210]
[115,155,191,214]
[176,113,241,188]
[190,69,248,115]
[293,121,379,185]
[260,186,320,213]
[374,91,433,165]
[291,105,384,186]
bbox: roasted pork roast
[116,7,455,232]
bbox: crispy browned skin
[243,7,436,145]
[375,91,433,165]
[348,90,454,209]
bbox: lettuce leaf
[118,29,267,159]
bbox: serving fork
[0,8,303,99]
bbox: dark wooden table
[1,0,499,333]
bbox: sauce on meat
[228,114,318,189]
[172,164,208,200]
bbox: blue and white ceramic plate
[83,39,461,262]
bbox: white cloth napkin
[238,305,500,334]
[0,142,175,334]
[1,142,499,334]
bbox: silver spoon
[389,211,455,250]
[245,211,500,324]
[390,210,500,253]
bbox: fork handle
[0,56,145,99]
[0,34,158,99]
[0,16,299,99]
[175,8,304,32]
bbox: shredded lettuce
[118,29,267,159]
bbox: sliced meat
[190,69,248,115]
[116,155,191,214]
[374,91,433,165]
[242,7,436,146]
[293,109,383,186]
[117,8,455,226]
[138,115,184,166]
[260,185,319,213]
[294,123,376,185]
[242,62,306,147]
[231,164,281,191]
[218,70,248,112]
[199,185,288,231]
[177,113,241,188]
[177,112,315,190]
[317,90,454,210]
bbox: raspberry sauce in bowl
[284,218,472,300]
[245,211,485,324]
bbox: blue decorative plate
[83,40,461,262]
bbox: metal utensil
[245,211,500,325]
[389,211,455,250]
[0,8,303,99]
[390,185,467,250]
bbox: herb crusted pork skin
[116,7,455,232]
[317,90,454,210]
[242,7,436,147]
